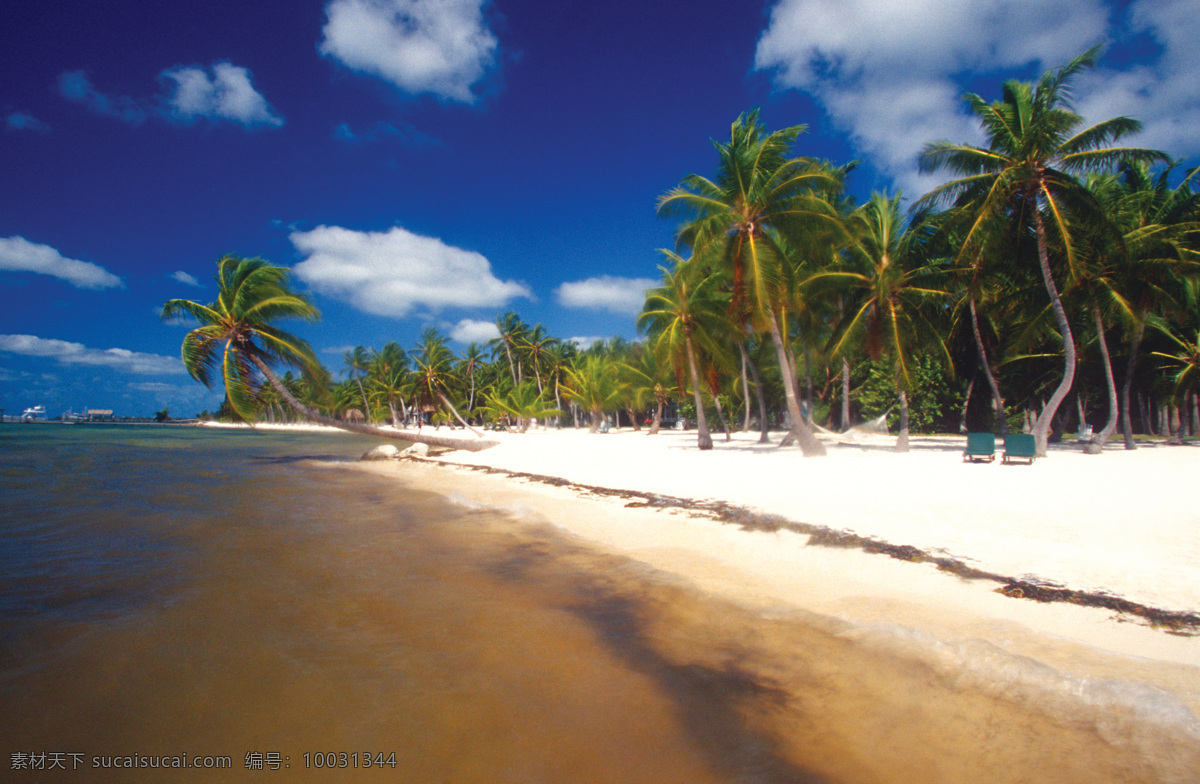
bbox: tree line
[167,48,1200,455]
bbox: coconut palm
[484,380,562,432]
[412,327,480,434]
[457,342,487,413]
[490,311,529,385]
[918,45,1168,455]
[162,255,493,451]
[638,252,731,450]
[562,353,627,432]
[658,109,843,455]
[804,192,952,451]
[342,345,373,421]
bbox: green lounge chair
[1002,433,1037,464]
[963,432,996,462]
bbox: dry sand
[351,425,1200,721]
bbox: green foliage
[854,355,965,433]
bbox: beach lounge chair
[1002,433,1037,464]
[962,432,996,462]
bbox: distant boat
[21,405,47,422]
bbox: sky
[2,0,1198,418]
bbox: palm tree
[918,46,1168,456]
[638,252,730,450]
[658,109,843,456]
[562,353,627,432]
[521,324,559,395]
[457,342,487,413]
[343,345,373,422]
[162,255,494,451]
[489,311,529,385]
[412,327,480,434]
[484,380,562,432]
[804,192,952,451]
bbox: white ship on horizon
[21,405,47,422]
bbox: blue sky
[2,0,1198,417]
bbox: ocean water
[1,423,1198,783]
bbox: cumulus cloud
[290,225,531,317]
[59,71,148,125]
[0,334,185,375]
[449,318,500,343]
[160,62,284,127]
[555,275,657,316]
[171,271,202,287]
[6,112,51,133]
[752,0,1200,196]
[320,0,498,103]
[0,236,123,289]
[1073,1,1200,158]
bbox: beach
[6,422,1199,782]
[355,426,1200,715]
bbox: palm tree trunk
[969,296,1007,434]
[355,377,371,423]
[739,344,751,432]
[895,388,910,452]
[249,356,495,451]
[743,345,770,444]
[1120,320,1144,449]
[1085,305,1119,453]
[1030,208,1077,457]
[768,311,825,456]
[684,330,712,450]
[841,358,851,431]
[960,373,976,433]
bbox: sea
[2,423,1198,783]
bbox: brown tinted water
[2,425,1197,782]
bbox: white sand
[353,426,1200,709]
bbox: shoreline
[349,426,1200,721]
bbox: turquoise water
[1,424,1197,783]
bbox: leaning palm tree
[918,45,1168,455]
[638,252,730,450]
[162,255,494,451]
[658,109,843,455]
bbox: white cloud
[0,236,123,289]
[59,71,148,125]
[0,334,185,375]
[1074,1,1200,158]
[160,62,284,127]
[449,318,500,343]
[171,270,201,287]
[320,0,498,103]
[290,225,531,317]
[566,336,605,350]
[752,0,1200,196]
[6,112,51,133]
[555,275,657,315]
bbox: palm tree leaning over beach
[658,109,842,456]
[162,255,495,451]
[917,45,1168,456]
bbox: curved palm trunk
[1085,305,1119,454]
[437,392,484,437]
[684,331,712,451]
[355,376,371,422]
[1030,209,1076,458]
[649,394,664,435]
[768,311,826,456]
[969,296,1008,434]
[1120,320,1145,450]
[250,356,496,452]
